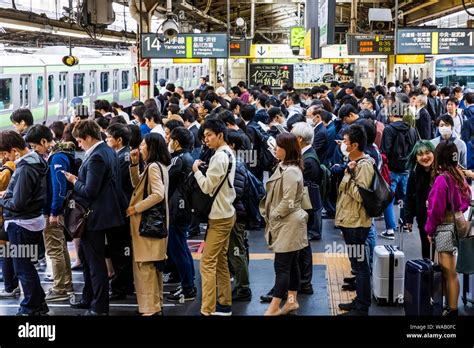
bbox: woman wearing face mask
[431,114,467,169]
[404,140,436,259]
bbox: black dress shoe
[338,301,356,311]
[309,232,321,241]
[70,300,90,309]
[298,285,314,295]
[232,288,252,302]
[343,276,356,284]
[341,283,356,291]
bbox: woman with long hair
[425,141,471,317]
[404,140,436,259]
[127,133,171,316]
[259,132,308,315]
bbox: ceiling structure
[0,0,471,51]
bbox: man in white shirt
[192,119,236,316]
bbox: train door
[58,72,68,117]
[89,70,97,111]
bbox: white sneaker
[0,287,21,298]
[380,231,395,240]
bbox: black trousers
[298,243,312,288]
[416,218,433,260]
[106,224,134,296]
[273,251,300,299]
[79,228,109,314]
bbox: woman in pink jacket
[425,141,471,317]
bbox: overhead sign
[319,0,336,47]
[249,64,294,88]
[254,44,304,58]
[291,27,305,48]
[395,55,425,64]
[347,34,394,55]
[229,39,252,57]
[141,33,228,59]
[397,28,474,55]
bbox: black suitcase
[404,258,444,316]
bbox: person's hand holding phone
[63,171,77,184]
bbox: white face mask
[168,140,174,154]
[439,126,452,138]
[306,118,314,126]
[179,101,185,109]
[341,142,350,157]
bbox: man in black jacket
[0,131,48,316]
[65,120,126,315]
[166,127,197,302]
[380,102,417,239]
[306,106,328,163]
[292,122,323,294]
[104,123,135,301]
[226,131,252,301]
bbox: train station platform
[1,212,473,317]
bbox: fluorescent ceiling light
[0,21,42,32]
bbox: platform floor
[0,213,473,316]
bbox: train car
[0,51,210,128]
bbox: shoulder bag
[139,163,168,239]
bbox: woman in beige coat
[260,132,308,316]
[127,133,171,316]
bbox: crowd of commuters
[0,75,472,317]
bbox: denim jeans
[1,256,18,292]
[365,220,377,272]
[6,223,45,314]
[341,227,371,311]
[384,172,409,230]
[167,223,195,290]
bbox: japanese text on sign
[249,64,294,88]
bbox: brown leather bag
[63,191,91,239]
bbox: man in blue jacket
[25,125,75,303]
[0,131,48,316]
[65,120,126,315]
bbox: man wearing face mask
[431,114,467,169]
[336,125,375,316]
[306,106,328,163]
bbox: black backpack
[183,150,233,221]
[249,124,278,172]
[389,127,414,172]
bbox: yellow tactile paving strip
[192,251,352,315]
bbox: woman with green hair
[404,140,436,259]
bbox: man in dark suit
[292,122,323,294]
[306,106,328,163]
[65,120,126,315]
[104,123,134,300]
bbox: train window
[0,78,12,110]
[48,75,54,102]
[20,75,29,108]
[89,71,96,95]
[100,72,110,93]
[113,69,119,92]
[37,76,44,105]
[121,71,129,90]
[73,73,85,97]
[153,69,158,85]
[165,68,170,80]
[175,67,179,80]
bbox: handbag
[63,190,91,239]
[434,223,457,253]
[138,163,168,239]
[301,186,313,210]
[456,236,474,274]
[304,182,322,211]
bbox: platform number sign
[141,33,228,59]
